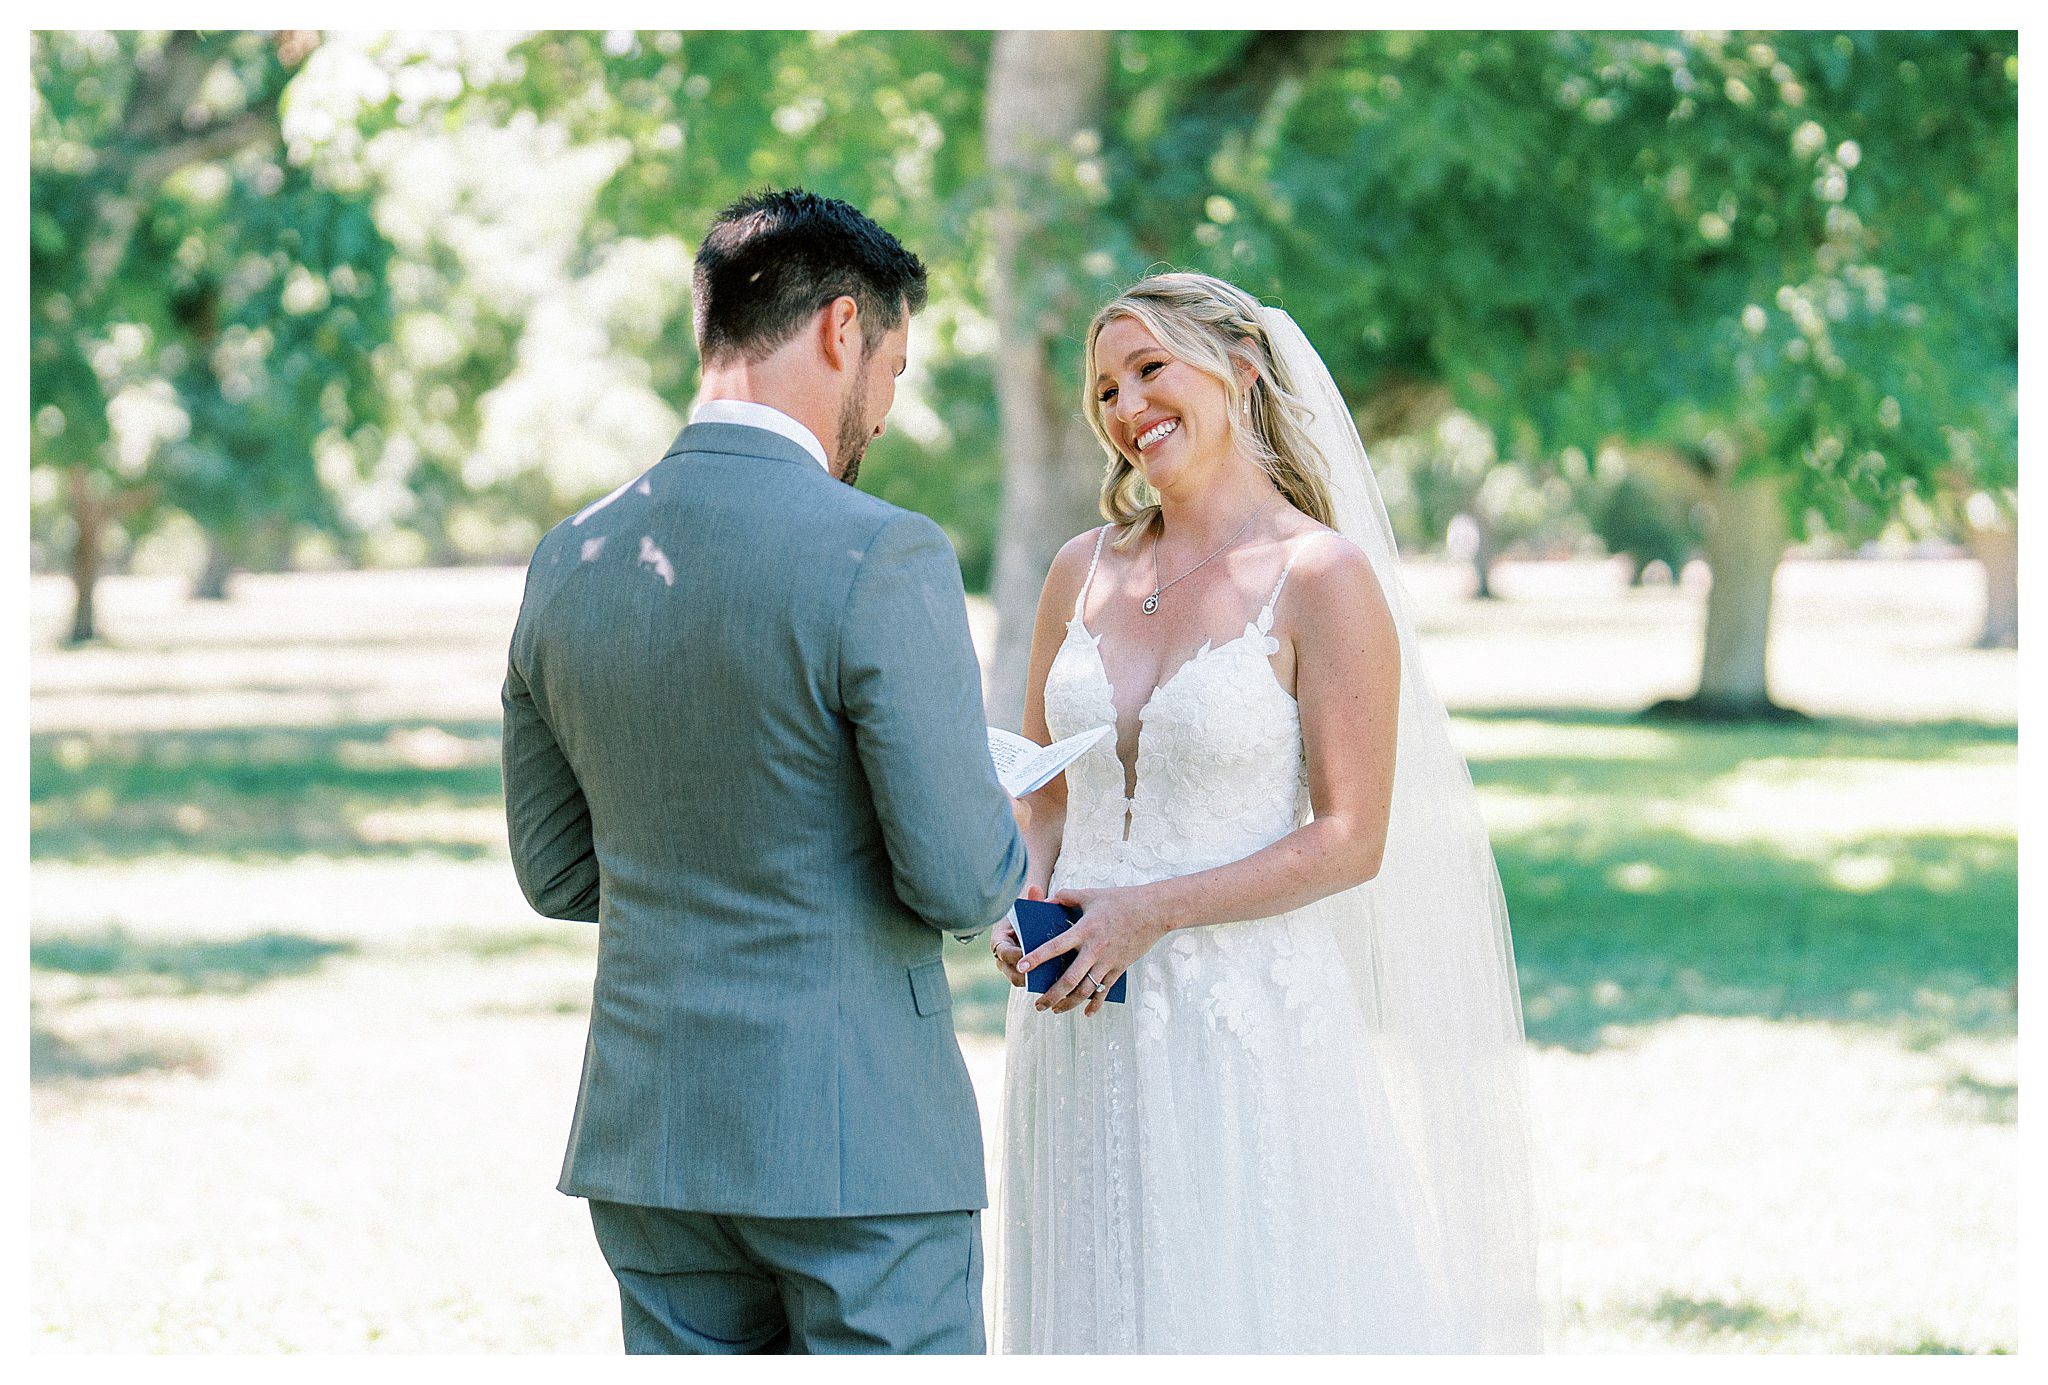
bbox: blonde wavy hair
[1082,272,1334,549]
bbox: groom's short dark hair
[693,188,928,364]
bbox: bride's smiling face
[1092,315,1236,491]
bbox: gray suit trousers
[588,1199,985,1354]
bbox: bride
[990,272,1544,1353]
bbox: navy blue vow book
[1013,898,1127,1004]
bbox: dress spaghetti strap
[1255,539,1307,634]
[1072,525,1111,623]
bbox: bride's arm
[1022,537,1401,1013]
[993,528,1102,984]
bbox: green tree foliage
[33,29,2013,689]
[1581,462,1703,585]
[1081,30,2015,513]
[1377,415,1591,597]
[1061,30,2016,712]
[30,30,394,635]
[449,30,1004,575]
[477,29,2011,711]
[153,148,393,589]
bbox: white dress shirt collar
[690,398,830,472]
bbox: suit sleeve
[501,616,601,923]
[840,511,1029,936]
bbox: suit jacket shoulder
[504,418,1026,1219]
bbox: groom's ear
[818,295,862,373]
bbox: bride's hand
[1018,884,1170,1017]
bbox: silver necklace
[1143,506,1269,615]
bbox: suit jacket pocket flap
[908,959,951,1017]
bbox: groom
[501,189,1027,1353]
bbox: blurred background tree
[1034,29,2017,719]
[30,29,2017,709]
[30,30,391,639]
[153,136,394,598]
[443,29,1006,578]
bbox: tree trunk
[65,470,103,645]
[983,30,1112,729]
[1965,512,2018,649]
[1471,519,1503,600]
[55,33,306,639]
[1652,470,1798,719]
[193,532,235,601]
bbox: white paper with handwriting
[987,724,1112,797]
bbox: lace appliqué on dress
[997,533,1449,1353]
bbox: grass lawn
[28,559,2016,1352]
[947,711,2017,1056]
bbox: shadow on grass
[940,824,2015,1050]
[1647,1293,1805,1337]
[30,1025,214,1083]
[472,994,592,1019]
[31,929,356,996]
[1499,822,2015,1050]
[30,720,504,862]
[1943,1074,2018,1125]
[34,708,2016,1059]
[442,926,594,959]
[1459,708,2015,800]
[1459,706,2014,744]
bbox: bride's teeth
[1139,420,1178,449]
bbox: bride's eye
[1139,361,1163,377]
[1097,385,1118,404]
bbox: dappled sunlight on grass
[1461,714,2016,851]
[1502,827,2014,1050]
[31,570,527,737]
[31,1025,215,1084]
[31,721,505,861]
[1680,754,2014,848]
[1536,1015,2015,1353]
[438,925,594,960]
[1647,1293,1806,1340]
[31,929,357,998]
[28,565,2015,1352]
[1462,711,2013,801]
[1941,1073,2017,1125]
[1452,714,1688,766]
[1454,712,2016,1052]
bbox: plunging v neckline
[1063,615,1294,808]
[1058,524,1306,819]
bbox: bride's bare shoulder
[1038,524,1116,613]
[1281,526,1395,639]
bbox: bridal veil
[1258,306,1548,1350]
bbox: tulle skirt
[992,891,1462,1353]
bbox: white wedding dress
[994,528,1461,1353]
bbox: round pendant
[1142,594,1159,615]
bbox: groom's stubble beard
[832,350,876,488]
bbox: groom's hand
[991,908,1028,987]
[991,884,1042,986]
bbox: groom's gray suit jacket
[502,420,1027,1219]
